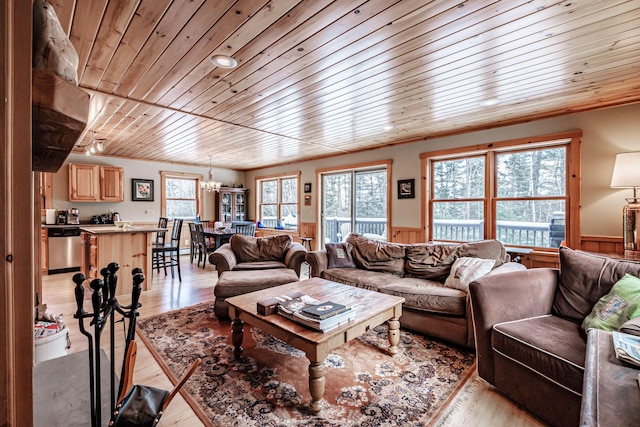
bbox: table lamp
[611,152,640,257]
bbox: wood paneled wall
[389,227,425,244]
[580,235,625,256]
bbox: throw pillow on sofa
[582,274,640,332]
[404,240,507,282]
[325,242,356,268]
[444,257,495,291]
[258,234,293,261]
[230,234,260,262]
[346,233,406,276]
[552,246,640,324]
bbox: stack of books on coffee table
[278,295,356,332]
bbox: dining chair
[152,218,183,281]
[233,223,256,237]
[195,222,216,268]
[188,222,200,264]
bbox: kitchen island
[80,225,166,295]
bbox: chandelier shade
[201,156,222,192]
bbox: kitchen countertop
[79,226,166,234]
[42,223,114,229]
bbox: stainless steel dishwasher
[48,227,82,274]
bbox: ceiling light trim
[210,54,238,68]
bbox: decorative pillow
[404,240,507,281]
[582,274,640,332]
[346,233,406,276]
[553,246,640,324]
[444,257,496,291]
[230,234,260,262]
[258,234,292,261]
[325,243,356,269]
[405,243,459,281]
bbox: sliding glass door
[321,168,387,245]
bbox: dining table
[202,227,235,250]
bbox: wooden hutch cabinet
[216,187,248,223]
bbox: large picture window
[256,174,299,230]
[423,132,580,249]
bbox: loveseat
[209,234,307,318]
[305,233,525,348]
[469,246,640,427]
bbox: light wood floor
[40,256,546,426]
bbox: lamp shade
[611,152,640,188]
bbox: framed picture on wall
[304,183,312,193]
[132,179,154,201]
[304,194,312,206]
[398,179,415,199]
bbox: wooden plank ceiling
[50,0,640,171]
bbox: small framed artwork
[304,194,312,206]
[398,179,415,199]
[132,179,154,201]
[304,182,312,193]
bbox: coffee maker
[56,210,68,225]
[67,208,80,225]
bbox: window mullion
[487,151,495,240]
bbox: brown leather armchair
[209,233,307,318]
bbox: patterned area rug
[137,303,475,426]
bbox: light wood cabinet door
[69,163,99,201]
[40,229,48,273]
[69,163,124,202]
[100,166,124,202]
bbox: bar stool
[300,237,313,251]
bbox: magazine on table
[278,295,321,315]
[277,296,356,332]
[612,330,640,368]
[301,301,349,320]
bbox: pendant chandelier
[201,156,222,192]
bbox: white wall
[51,154,245,223]
[245,102,640,238]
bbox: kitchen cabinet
[68,163,124,202]
[216,187,247,224]
[100,166,124,202]
[40,229,48,273]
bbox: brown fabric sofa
[305,233,525,348]
[469,247,640,427]
[209,234,307,318]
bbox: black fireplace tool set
[73,263,200,427]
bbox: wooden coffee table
[225,277,405,414]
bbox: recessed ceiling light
[480,98,500,107]
[384,125,394,131]
[210,54,237,68]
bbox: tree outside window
[161,172,200,220]
[427,137,575,249]
[258,175,298,229]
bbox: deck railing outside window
[433,216,564,248]
[319,217,564,248]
